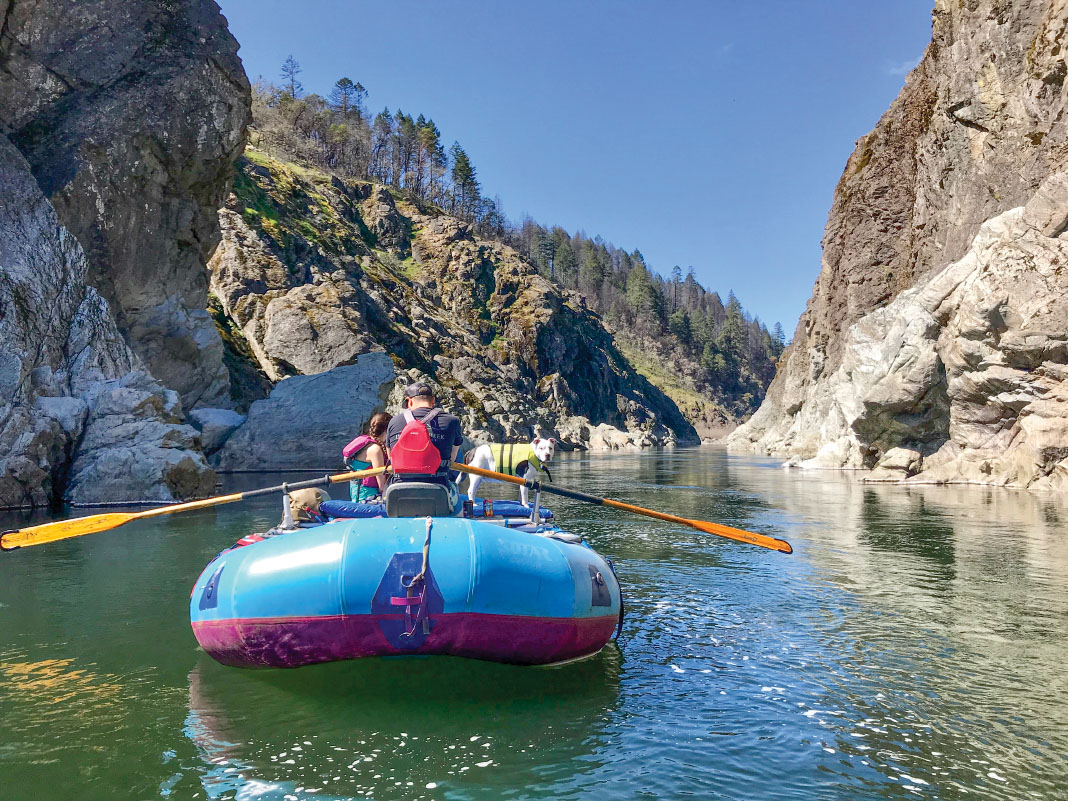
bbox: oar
[0,467,388,551]
[452,462,792,554]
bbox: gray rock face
[731,0,1068,489]
[0,135,215,508]
[737,175,1068,490]
[188,407,246,455]
[0,0,251,409]
[213,353,397,471]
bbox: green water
[1,449,1066,800]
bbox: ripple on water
[1,452,1067,799]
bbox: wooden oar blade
[1,513,138,550]
[686,518,793,554]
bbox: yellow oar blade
[1,513,137,550]
[1,466,390,553]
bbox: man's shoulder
[415,407,458,424]
[436,410,460,426]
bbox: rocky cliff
[730,0,1068,490]
[0,0,247,507]
[206,149,698,469]
[0,136,215,507]
[0,0,250,410]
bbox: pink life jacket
[342,434,381,487]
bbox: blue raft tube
[190,482,621,668]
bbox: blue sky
[217,0,933,334]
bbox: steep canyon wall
[0,0,248,506]
[730,0,1068,490]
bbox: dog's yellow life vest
[487,443,543,476]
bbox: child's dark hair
[366,412,391,453]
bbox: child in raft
[343,412,391,502]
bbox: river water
[1,449,1066,800]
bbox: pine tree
[772,322,786,356]
[537,230,557,278]
[369,108,394,183]
[668,309,692,344]
[329,77,365,118]
[553,228,576,283]
[578,242,605,295]
[716,291,747,376]
[450,142,479,217]
[281,55,303,98]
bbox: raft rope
[606,558,625,645]
[400,516,433,638]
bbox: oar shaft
[132,468,388,519]
[450,461,792,554]
[136,493,244,519]
[1,466,390,551]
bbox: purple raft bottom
[192,612,618,668]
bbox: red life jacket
[391,408,446,476]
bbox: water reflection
[181,651,622,800]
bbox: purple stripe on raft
[192,612,618,668]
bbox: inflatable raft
[190,512,621,668]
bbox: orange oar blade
[1,513,137,551]
[685,518,793,554]
[450,461,793,554]
[600,499,792,554]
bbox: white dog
[465,438,556,507]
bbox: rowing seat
[383,481,456,518]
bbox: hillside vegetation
[208,146,699,454]
[247,65,783,429]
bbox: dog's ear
[549,437,556,444]
[533,437,541,445]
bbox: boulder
[66,373,217,503]
[188,408,247,454]
[865,447,924,482]
[213,353,397,471]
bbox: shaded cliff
[206,148,698,468]
[0,0,248,507]
[0,0,250,410]
[730,0,1068,489]
[0,136,215,508]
